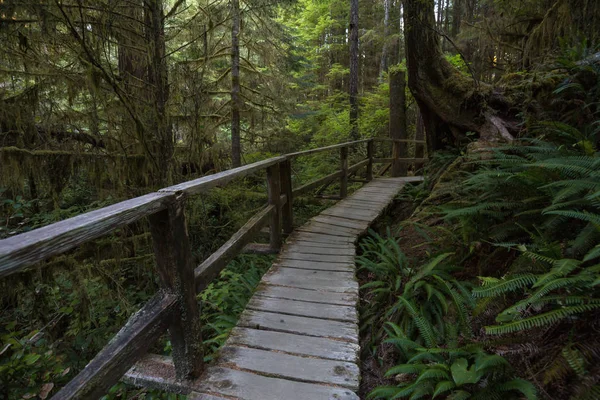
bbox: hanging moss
[524,0,600,66]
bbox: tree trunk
[145,0,173,185]
[380,0,390,79]
[403,0,513,153]
[231,0,242,167]
[390,69,407,177]
[451,0,462,38]
[349,0,359,139]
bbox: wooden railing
[0,138,425,399]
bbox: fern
[485,304,600,334]
[472,274,537,298]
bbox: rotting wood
[194,367,359,400]
[247,296,357,323]
[255,284,357,306]
[149,199,204,380]
[227,327,359,362]
[238,310,358,342]
[218,346,360,389]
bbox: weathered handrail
[0,137,426,399]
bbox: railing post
[340,145,348,198]
[366,139,374,181]
[279,159,294,234]
[267,163,282,250]
[148,196,204,380]
[392,140,404,177]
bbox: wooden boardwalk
[125,177,422,400]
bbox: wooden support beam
[366,140,374,181]
[149,199,204,380]
[279,159,294,234]
[195,205,273,292]
[292,171,342,197]
[267,164,282,251]
[340,146,348,198]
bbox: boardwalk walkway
[125,176,423,400]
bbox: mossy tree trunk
[402,0,513,153]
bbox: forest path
[125,176,423,400]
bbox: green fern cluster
[368,323,537,400]
[358,232,472,350]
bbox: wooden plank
[149,201,204,379]
[279,252,355,264]
[275,259,354,272]
[124,354,190,395]
[320,209,378,222]
[218,346,359,390]
[160,156,286,195]
[227,327,359,362]
[238,310,358,342]
[248,296,357,323]
[194,367,359,400]
[292,170,342,197]
[255,284,357,306]
[299,221,362,236]
[284,240,355,251]
[286,139,371,159]
[262,270,358,292]
[310,215,369,230]
[194,205,273,292]
[289,233,355,245]
[283,244,355,256]
[267,266,356,281]
[0,192,173,277]
[53,293,176,400]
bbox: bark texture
[403,0,513,152]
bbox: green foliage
[370,330,537,400]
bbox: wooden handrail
[0,137,426,399]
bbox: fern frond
[485,304,600,334]
[472,274,537,298]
